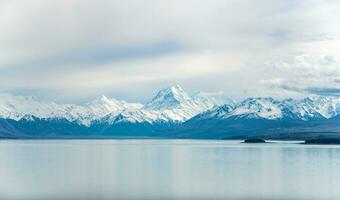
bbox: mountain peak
[165,85,190,99]
[169,84,183,91]
[100,95,109,102]
[89,95,118,106]
[145,85,192,109]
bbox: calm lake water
[1,140,340,200]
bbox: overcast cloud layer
[0,0,340,103]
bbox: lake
[1,140,340,200]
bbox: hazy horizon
[1,84,339,105]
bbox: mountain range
[1,85,340,139]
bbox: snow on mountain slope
[0,93,82,121]
[231,97,283,120]
[106,109,168,124]
[0,93,142,126]
[145,85,196,110]
[192,96,340,122]
[281,98,324,120]
[85,95,143,121]
[282,96,340,120]
[193,97,282,121]
[192,104,235,121]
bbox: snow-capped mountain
[0,85,225,126]
[180,96,340,139]
[3,86,340,126]
[145,85,194,110]
[282,96,340,120]
[0,93,143,126]
[0,93,85,122]
[108,85,226,124]
[85,96,143,123]
[229,97,282,120]
[2,86,340,139]
[191,96,340,122]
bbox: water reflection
[1,140,340,199]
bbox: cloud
[260,54,340,97]
[0,0,340,101]
[1,0,338,65]
[269,54,340,79]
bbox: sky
[0,0,340,103]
